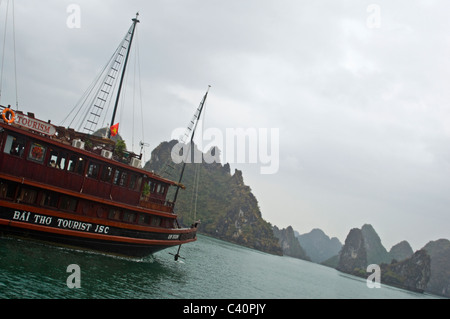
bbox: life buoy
[1,108,15,124]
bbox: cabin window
[113,170,120,185]
[59,152,68,170]
[48,149,67,169]
[67,155,85,175]
[67,155,76,172]
[82,202,96,217]
[18,188,37,204]
[40,192,59,208]
[136,176,142,191]
[113,170,127,187]
[138,214,150,225]
[60,196,77,212]
[151,216,161,227]
[100,165,114,182]
[87,162,100,179]
[97,206,107,218]
[129,174,137,190]
[161,218,173,228]
[0,182,9,198]
[149,181,157,193]
[76,158,86,175]
[0,181,16,199]
[4,135,26,157]
[108,208,122,220]
[123,211,136,223]
[48,149,59,168]
[119,172,128,187]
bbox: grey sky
[1,0,449,251]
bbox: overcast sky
[1,0,449,251]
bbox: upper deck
[0,107,182,214]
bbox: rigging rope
[131,33,137,151]
[61,22,134,135]
[0,0,19,109]
[11,0,18,109]
[117,53,129,132]
[128,26,145,157]
[60,46,117,128]
[188,99,207,222]
[0,0,9,105]
[189,160,201,222]
[136,28,147,161]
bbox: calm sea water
[0,234,440,299]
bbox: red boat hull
[0,206,197,257]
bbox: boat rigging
[0,13,200,258]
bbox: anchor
[169,244,185,261]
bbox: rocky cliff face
[361,224,391,265]
[389,240,414,262]
[422,239,450,298]
[273,226,310,261]
[337,225,431,293]
[380,249,431,293]
[337,228,367,273]
[297,228,342,263]
[145,140,282,256]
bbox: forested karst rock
[337,224,432,294]
[145,140,282,255]
[380,249,431,293]
[361,224,391,265]
[273,226,310,260]
[337,228,367,273]
[389,240,414,262]
[422,239,450,298]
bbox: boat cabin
[0,107,182,229]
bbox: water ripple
[0,235,441,299]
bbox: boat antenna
[107,12,140,138]
[172,85,211,207]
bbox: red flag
[110,123,119,137]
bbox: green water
[0,234,440,299]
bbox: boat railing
[139,197,174,213]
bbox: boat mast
[108,13,140,138]
[172,85,211,207]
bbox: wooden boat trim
[0,171,177,219]
[0,219,196,246]
[0,199,195,234]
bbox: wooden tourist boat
[0,14,203,258]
